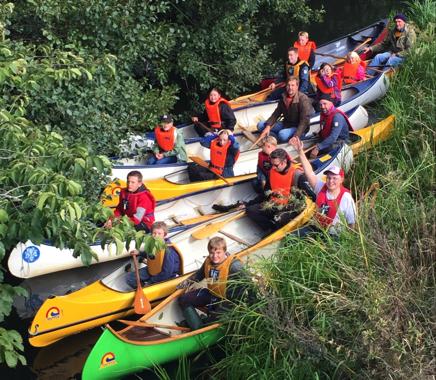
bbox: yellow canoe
[28,198,316,347]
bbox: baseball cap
[323,165,344,177]
[160,114,173,123]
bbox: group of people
[104,13,414,330]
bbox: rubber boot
[182,306,203,330]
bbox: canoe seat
[122,326,170,342]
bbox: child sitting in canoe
[176,236,245,330]
[338,52,366,85]
[126,221,181,289]
[293,31,317,69]
[147,114,188,165]
[315,62,342,110]
[253,135,278,193]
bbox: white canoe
[111,105,368,181]
[8,141,353,280]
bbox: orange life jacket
[147,248,166,276]
[342,61,367,84]
[315,185,350,227]
[269,165,297,205]
[315,72,342,96]
[154,126,175,152]
[293,40,316,62]
[204,98,231,128]
[285,60,308,80]
[209,138,238,175]
[204,254,235,298]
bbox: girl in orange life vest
[315,62,342,109]
[338,52,366,85]
[187,129,240,182]
[125,221,180,289]
[294,31,317,69]
[246,148,312,231]
[147,114,188,165]
[177,237,245,330]
[191,88,236,137]
[289,136,356,238]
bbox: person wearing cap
[364,13,416,75]
[191,88,236,136]
[310,94,353,159]
[315,62,342,109]
[147,114,188,165]
[268,47,312,99]
[257,76,314,144]
[290,136,356,236]
[245,148,316,231]
[187,129,240,182]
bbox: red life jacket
[257,151,272,177]
[320,107,354,139]
[209,139,239,175]
[342,61,367,84]
[154,126,175,152]
[293,40,316,62]
[204,98,231,128]
[269,165,297,205]
[285,60,308,80]
[315,72,342,96]
[315,184,349,227]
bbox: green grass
[203,1,436,379]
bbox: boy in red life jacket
[253,136,278,193]
[315,62,342,109]
[289,136,356,237]
[337,52,366,85]
[147,114,188,165]
[246,148,313,231]
[187,129,240,182]
[294,31,317,69]
[177,237,245,330]
[310,93,353,159]
[104,170,156,232]
[126,221,180,289]
[191,88,236,137]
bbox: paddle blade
[134,286,151,314]
[191,211,245,240]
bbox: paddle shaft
[236,124,257,143]
[191,210,246,240]
[194,121,213,134]
[189,155,232,185]
[315,37,372,64]
[118,319,190,332]
[131,254,151,314]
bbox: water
[1,1,403,378]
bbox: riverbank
[209,2,435,379]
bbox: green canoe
[82,289,224,379]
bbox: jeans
[257,120,299,143]
[146,155,178,165]
[367,52,404,75]
[126,267,150,289]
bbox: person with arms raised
[147,114,187,165]
[290,136,356,237]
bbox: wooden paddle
[194,121,213,134]
[315,37,372,64]
[191,210,245,240]
[118,319,190,332]
[236,124,258,144]
[131,254,151,314]
[178,210,235,226]
[189,155,232,185]
[249,132,266,150]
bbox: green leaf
[0,209,8,223]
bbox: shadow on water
[1,0,406,378]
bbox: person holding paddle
[188,129,240,182]
[289,136,356,237]
[147,114,187,165]
[364,13,416,75]
[177,237,245,330]
[191,88,236,136]
[126,222,180,289]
